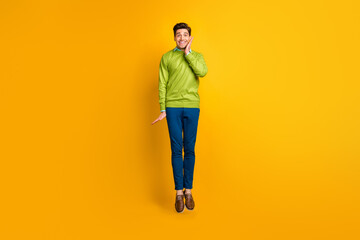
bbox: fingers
[188,37,193,47]
[152,113,167,125]
[186,36,193,52]
[151,117,162,125]
[189,36,193,46]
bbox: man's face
[174,29,190,49]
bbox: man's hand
[184,36,194,55]
[152,112,166,125]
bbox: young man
[151,22,208,213]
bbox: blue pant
[166,107,200,190]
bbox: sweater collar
[174,46,192,53]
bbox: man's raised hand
[184,36,194,55]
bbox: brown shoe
[175,194,184,213]
[183,190,195,210]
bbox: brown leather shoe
[183,190,195,210]
[175,194,184,213]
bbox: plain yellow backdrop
[1,0,359,239]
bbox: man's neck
[176,46,185,52]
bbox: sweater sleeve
[184,52,208,77]
[158,55,168,112]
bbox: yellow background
[1,0,359,239]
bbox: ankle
[176,190,183,195]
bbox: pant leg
[165,107,184,190]
[183,108,200,189]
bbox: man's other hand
[152,112,167,125]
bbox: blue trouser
[165,107,200,190]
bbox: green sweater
[158,47,208,112]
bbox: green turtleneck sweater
[158,47,208,112]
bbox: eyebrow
[177,33,188,35]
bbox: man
[151,22,208,213]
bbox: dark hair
[173,22,191,37]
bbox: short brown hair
[173,22,191,37]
